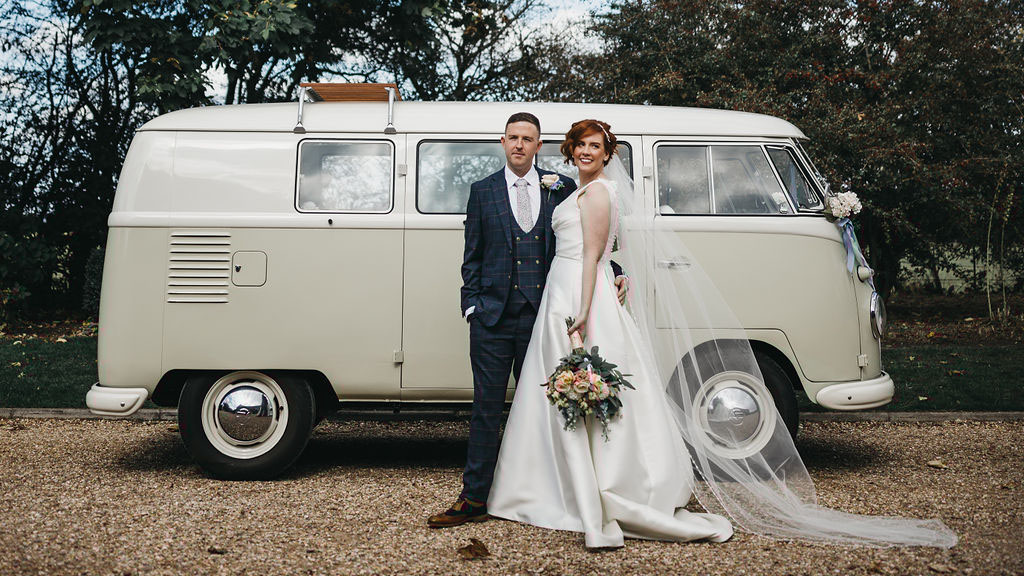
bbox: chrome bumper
[815,372,894,411]
[86,382,149,416]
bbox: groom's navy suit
[460,166,622,502]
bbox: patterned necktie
[514,178,533,230]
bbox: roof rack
[293,83,401,135]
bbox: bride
[487,119,957,550]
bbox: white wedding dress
[487,178,733,548]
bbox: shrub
[81,246,105,318]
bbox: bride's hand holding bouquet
[542,316,634,441]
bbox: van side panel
[97,228,167,390]
[161,228,404,400]
[401,218,474,392]
[655,217,861,383]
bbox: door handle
[657,257,690,270]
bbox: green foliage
[81,246,104,318]
[0,226,58,322]
[524,0,1024,298]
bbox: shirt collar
[504,165,540,191]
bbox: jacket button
[508,274,511,279]
[535,235,540,240]
[516,236,520,241]
[514,284,518,289]
[517,260,521,265]
[536,284,541,288]
[535,259,540,264]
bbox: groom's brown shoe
[427,497,489,528]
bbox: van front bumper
[815,372,894,411]
[86,383,149,416]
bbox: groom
[428,112,626,527]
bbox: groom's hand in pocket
[615,276,628,305]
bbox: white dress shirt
[504,165,541,230]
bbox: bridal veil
[603,154,957,548]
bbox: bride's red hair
[560,119,618,166]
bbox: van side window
[711,146,791,214]
[416,141,633,214]
[417,141,505,214]
[535,142,633,180]
[296,140,393,213]
[766,146,823,210]
[656,146,711,214]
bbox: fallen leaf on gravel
[928,563,953,573]
[207,546,227,555]
[457,538,490,560]
[964,317,974,322]
[12,340,22,346]
[928,459,949,469]
[56,337,67,343]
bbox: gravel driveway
[1,418,1020,575]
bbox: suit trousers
[461,293,537,502]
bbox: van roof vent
[293,83,401,135]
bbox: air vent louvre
[167,231,231,303]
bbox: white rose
[541,174,559,187]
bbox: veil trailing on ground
[602,156,956,547]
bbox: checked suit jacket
[460,166,622,328]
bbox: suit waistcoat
[510,211,545,308]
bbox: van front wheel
[178,371,315,480]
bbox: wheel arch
[153,369,339,418]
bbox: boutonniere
[540,173,564,201]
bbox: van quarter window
[297,140,394,213]
[766,146,824,211]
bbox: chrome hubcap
[693,371,777,459]
[706,386,760,444]
[216,385,275,443]
[200,371,289,460]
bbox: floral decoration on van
[825,191,874,289]
[823,191,862,222]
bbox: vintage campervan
[86,84,889,478]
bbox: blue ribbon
[837,217,875,290]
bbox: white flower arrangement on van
[823,191,863,222]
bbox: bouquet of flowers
[542,317,634,441]
[823,191,863,221]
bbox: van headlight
[869,292,886,339]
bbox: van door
[290,135,406,399]
[644,136,860,383]
[399,137,506,398]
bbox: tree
[525,0,1024,298]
